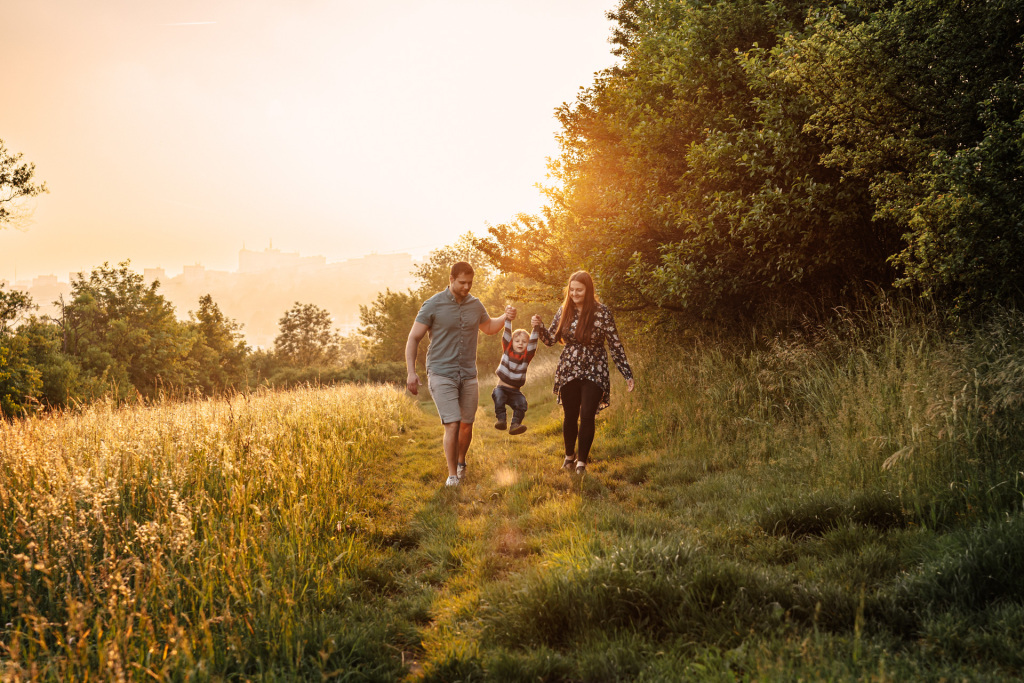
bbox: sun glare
[0,0,618,283]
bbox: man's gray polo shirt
[415,288,490,381]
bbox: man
[406,261,514,487]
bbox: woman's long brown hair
[554,271,599,344]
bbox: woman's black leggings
[560,378,602,463]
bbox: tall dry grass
[1,385,414,681]
[609,296,1024,526]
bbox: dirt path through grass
[380,388,592,677]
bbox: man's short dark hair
[450,262,474,279]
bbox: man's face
[511,334,528,354]
[450,273,473,300]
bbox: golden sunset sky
[1,0,618,283]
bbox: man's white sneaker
[445,475,460,487]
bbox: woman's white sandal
[561,456,576,471]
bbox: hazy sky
[0,0,619,282]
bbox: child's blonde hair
[511,329,531,343]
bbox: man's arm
[479,305,512,336]
[406,321,429,394]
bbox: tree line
[0,234,527,419]
[478,0,1024,320]
[0,260,405,418]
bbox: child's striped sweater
[495,319,539,388]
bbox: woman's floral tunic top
[537,303,633,412]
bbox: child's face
[511,334,529,354]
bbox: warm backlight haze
[0,0,618,283]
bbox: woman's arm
[602,306,634,383]
[534,309,560,346]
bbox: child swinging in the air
[492,317,540,435]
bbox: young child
[493,317,540,435]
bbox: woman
[532,271,634,474]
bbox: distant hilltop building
[239,244,327,273]
[235,244,415,289]
[182,264,207,282]
[143,267,167,284]
[32,275,59,288]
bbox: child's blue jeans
[492,385,528,423]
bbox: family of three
[405,261,634,487]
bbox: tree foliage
[187,294,249,393]
[274,302,342,367]
[0,334,41,418]
[481,0,1024,319]
[481,0,891,318]
[359,289,423,364]
[0,285,41,417]
[0,284,34,336]
[16,317,86,409]
[0,138,47,229]
[62,262,194,399]
[412,232,496,294]
[782,0,1024,309]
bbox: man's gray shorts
[427,374,478,424]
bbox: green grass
[3,299,1024,680]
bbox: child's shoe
[509,422,527,435]
[494,420,507,430]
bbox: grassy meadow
[3,299,1024,681]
